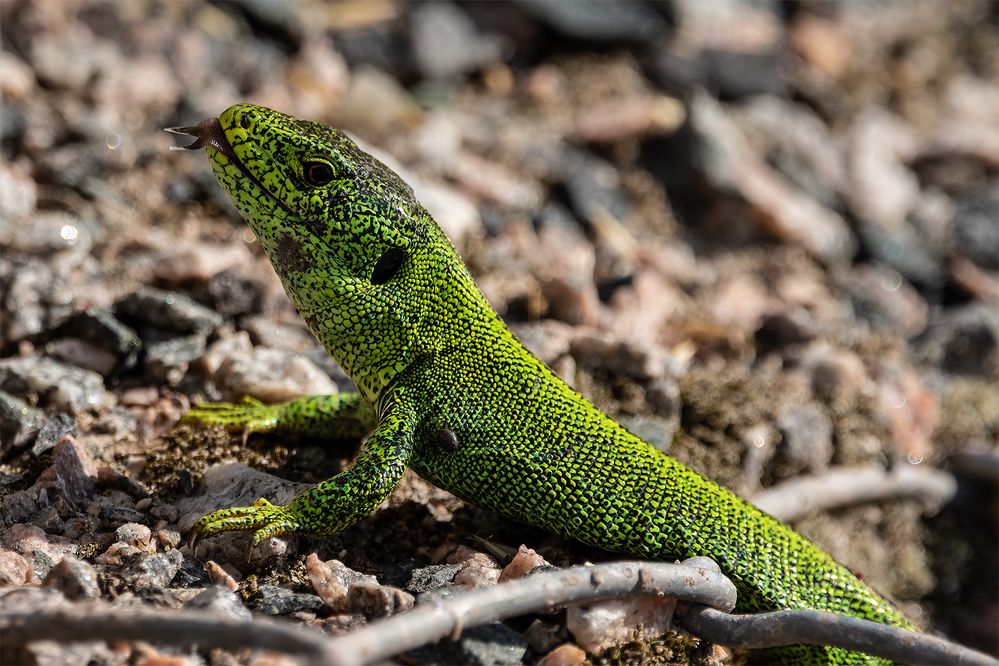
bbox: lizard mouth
[166,118,237,158]
[165,118,292,214]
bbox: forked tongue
[164,118,226,152]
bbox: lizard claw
[187,529,202,558]
[193,498,303,544]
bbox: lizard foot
[193,498,302,543]
[183,396,280,433]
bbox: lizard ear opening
[371,247,407,285]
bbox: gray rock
[0,211,94,260]
[840,264,928,338]
[0,160,36,221]
[31,413,76,457]
[42,557,100,599]
[144,333,208,386]
[524,618,567,654]
[99,505,150,528]
[918,304,999,378]
[408,622,528,666]
[213,346,337,403]
[0,355,110,414]
[618,415,676,454]
[206,270,265,317]
[115,523,153,551]
[570,332,668,381]
[952,189,999,270]
[777,403,834,475]
[169,556,211,589]
[855,219,944,289]
[114,287,222,335]
[0,258,79,343]
[346,582,415,618]
[702,48,785,100]
[411,3,503,80]
[36,437,95,509]
[755,309,820,353]
[119,549,183,590]
[513,0,665,43]
[254,584,325,615]
[45,338,119,377]
[406,563,462,594]
[53,308,142,370]
[242,315,320,353]
[648,92,857,264]
[0,390,45,458]
[186,586,252,621]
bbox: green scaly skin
[179,104,913,663]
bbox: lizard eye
[303,160,334,187]
[371,247,406,285]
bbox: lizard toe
[194,498,300,538]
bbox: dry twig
[751,464,956,522]
[682,605,997,665]
[0,604,338,664]
[3,559,994,666]
[320,559,737,665]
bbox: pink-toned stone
[0,550,32,586]
[204,560,240,591]
[538,643,588,666]
[566,596,677,655]
[499,545,550,583]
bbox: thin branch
[751,464,956,522]
[681,605,998,666]
[321,560,738,666]
[946,448,999,483]
[0,561,736,665]
[0,605,340,665]
[4,561,994,666]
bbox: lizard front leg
[184,392,375,440]
[193,394,415,543]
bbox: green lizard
[172,104,913,663]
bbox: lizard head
[169,103,480,402]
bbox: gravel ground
[1,1,997,664]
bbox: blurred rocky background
[1,1,997,664]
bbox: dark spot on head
[276,234,310,273]
[437,428,459,452]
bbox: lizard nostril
[239,115,252,130]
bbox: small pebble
[538,643,588,666]
[346,582,415,618]
[255,584,325,615]
[204,560,240,591]
[118,549,183,590]
[214,347,337,403]
[566,596,677,655]
[499,545,550,582]
[0,355,111,414]
[186,586,252,621]
[306,554,376,611]
[0,550,32,586]
[42,557,100,599]
[115,523,153,552]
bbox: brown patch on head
[276,234,311,274]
